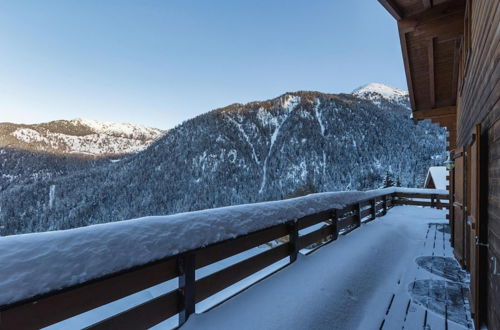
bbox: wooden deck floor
[373,222,473,330]
[183,207,474,330]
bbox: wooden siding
[380,0,499,326]
[456,0,500,328]
[487,119,500,330]
[457,0,500,147]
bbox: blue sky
[0,0,404,129]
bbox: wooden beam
[413,105,456,120]
[397,0,465,33]
[433,117,456,131]
[413,106,457,144]
[0,257,178,329]
[400,31,417,110]
[378,0,403,20]
[451,37,461,101]
[428,37,436,108]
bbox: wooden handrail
[0,191,448,329]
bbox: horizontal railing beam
[196,223,289,269]
[195,243,290,303]
[0,257,178,330]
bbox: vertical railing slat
[288,221,299,263]
[178,253,195,325]
[331,209,339,240]
[356,203,361,227]
[370,199,376,220]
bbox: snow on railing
[0,188,448,329]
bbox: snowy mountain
[352,83,409,107]
[1,118,164,156]
[0,119,164,191]
[0,85,448,235]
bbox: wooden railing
[0,191,449,329]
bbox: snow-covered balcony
[0,188,471,329]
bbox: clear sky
[0,0,404,130]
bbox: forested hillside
[0,119,163,191]
[0,84,447,235]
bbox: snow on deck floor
[183,206,473,330]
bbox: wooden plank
[299,225,333,249]
[355,203,362,227]
[178,253,195,324]
[400,31,417,110]
[431,115,457,130]
[0,257,178,330]
[288,222,299,263]
[360,208,372,220]
[457,0,500,147]
[428,37,436,107]
[89,289,179,330]
[196,223,288,269]
[195,243,289,303]
[422,0,431,10]
[395,192,449,199]
[339,204,357,216]
[413,105,456,120]
[398,0,466,33]
[378,0,403,20]
[338,214,357,232]
[397,0,465,112]
[403,302,426,330]
[394,199,450,208]
[454,147,466,266]
[469,124,485,327]
[297,210,333,230]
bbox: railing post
[178,252,196,325]
[288,221,299,263]
[370,199,376,220]
[356,203,361,227]
[431,194,436,208]
[382,195,387,215]
[331,209,339,241]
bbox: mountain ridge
[0,118,164,156]
[0,84,448,235]
[0,118,164,191]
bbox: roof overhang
[379,0,465,150]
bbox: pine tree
[383,171,395,188]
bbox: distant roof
[424,166,448,190]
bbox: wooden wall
[456,0,500,328]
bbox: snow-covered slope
[0,119,164,191]
[0,86,448,235]
[0,118,164,156]
[352,83,409,106]
[69,118,163,141]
